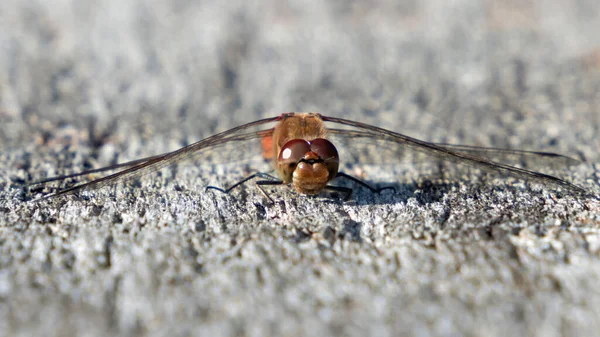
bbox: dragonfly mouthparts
[299,158,323,165]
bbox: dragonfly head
[277,138,340,194]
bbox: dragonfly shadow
[315,178,570,207]
[221,172,476,206]
[318,181,417,206]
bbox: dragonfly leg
[335,172,396,194]
[255,180,286,204]
[206,172,283,203]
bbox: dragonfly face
[277,138,340,194]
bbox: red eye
[278,139,311,164]
[310,138,338,160]
[310,138,339,178]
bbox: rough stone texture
[1,0,600,336]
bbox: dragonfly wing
[33,116,281,200]
[323,116,587,195]
[27,154,165,186]
[432,143,582,169]
[327,129,582,170]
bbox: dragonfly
[27,112,588,202]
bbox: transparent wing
[327,129,582,169]
[28,154,165,186]
[29,116,281,200]
[431,143,582,169]
[323,116,588,195]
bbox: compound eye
[310,138,338,160]
[279,139,311,165]
[310,138,340,177]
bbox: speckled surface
[1,0,600,336]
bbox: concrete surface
[1,0,600,336]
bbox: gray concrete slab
[1,0,600,336]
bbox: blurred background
[2,0,599,159]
